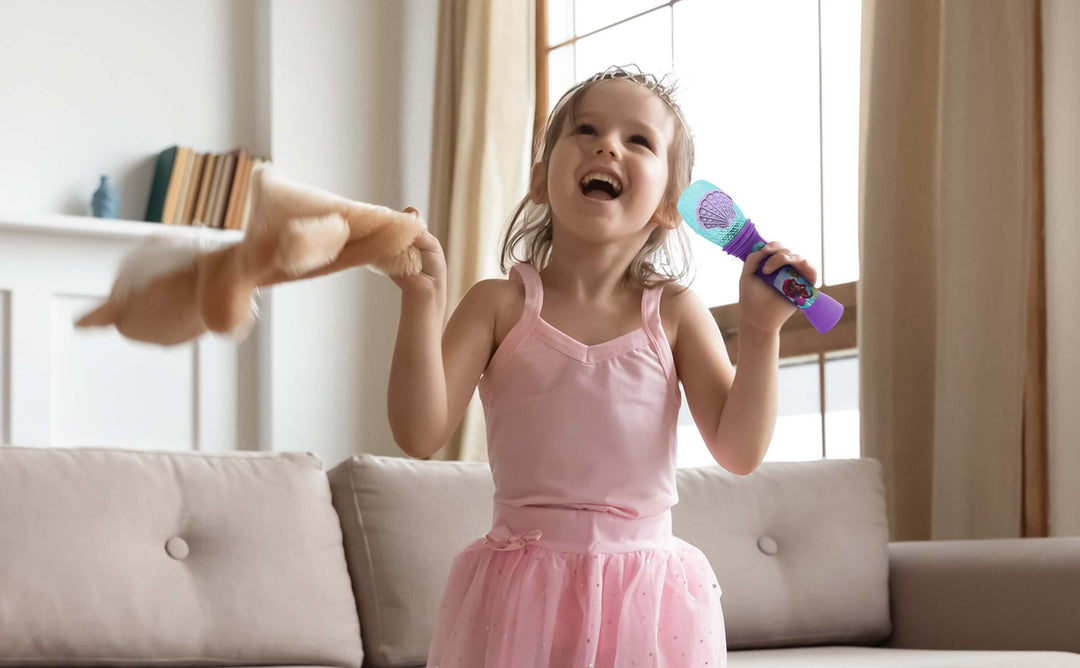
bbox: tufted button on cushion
[673,459,890,650]
[757,535,779,555]
[165,536,189,560]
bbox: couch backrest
[328,455,494,667]
[328,454,892,667]
[0,446,364,668]
[672,458,892,649]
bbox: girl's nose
[593,140,618,159]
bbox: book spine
[222,149,249,231]
[193,154,218,226]
[170,149,196,225]
[179,153,205,225]
[203,154,225,227]
[144,145,178,222]
[161,147,190,225]
[230,155,254,230]
[211,151,238,229]
[239,158,261,231]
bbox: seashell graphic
[696,189,735,230]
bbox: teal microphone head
[676,178,846,334]
[677,180,748,249]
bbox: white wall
[0,0,437,466]
[0,0,260,220]
[263,0,436,464]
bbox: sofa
[0,445,1077,667]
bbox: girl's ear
[529,162,548,204]
[651,197,680,230]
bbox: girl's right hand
[390,207,446,299]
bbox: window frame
[535,0,859,458]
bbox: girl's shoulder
[466,276,525,307]
[460,278,525,348]
[655,280,696,311]
[654,281,705,350]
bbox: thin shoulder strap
[483,262,543,378]
[510,262,543,324]
[641,283,676,379]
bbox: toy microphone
[677,180,844,334]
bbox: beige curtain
[427,0,535,462]
[859,0,1046,541]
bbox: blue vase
[92,175,119,218]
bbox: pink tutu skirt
[426,503,727,667]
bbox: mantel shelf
[0,211,244,243]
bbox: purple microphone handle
[723,219,844,334]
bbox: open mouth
[579,172,623,200]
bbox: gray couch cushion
[0,446,363,668]
[327,454,494,668]
[672,458,892,649]
[729,646,1080,666]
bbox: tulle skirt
[426,503,727,668]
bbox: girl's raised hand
[738,240,818,334]
[390,207,447,299]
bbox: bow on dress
[481,524,543,551]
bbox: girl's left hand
[738,240,819,335]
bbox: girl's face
[537,80,678,247]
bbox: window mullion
[817,0,826,287]
[534,0,549,165]
[819,352,827,458]
[817,0,828,459]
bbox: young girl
[388,66,817,668]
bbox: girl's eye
[630,134,652,149]
[575,124,595,135]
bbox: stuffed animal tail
[74,300,119,328]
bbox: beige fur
[75,164,424,346]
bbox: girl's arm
[672,241,815,475]
[387,229,497,459]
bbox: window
[538,0,862,466]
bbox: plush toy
[74,164,424,346]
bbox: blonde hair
[499,65,696,290]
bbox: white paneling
[10,289,51,445]
[0,216,254,452]
[0,290,8,444]
[195,335,246,452]
[51,294,195,449]
[254,292,274,453]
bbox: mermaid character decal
[775,268,817,309]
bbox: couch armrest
[883,536,1080,653]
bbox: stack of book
[144,145,269,229]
